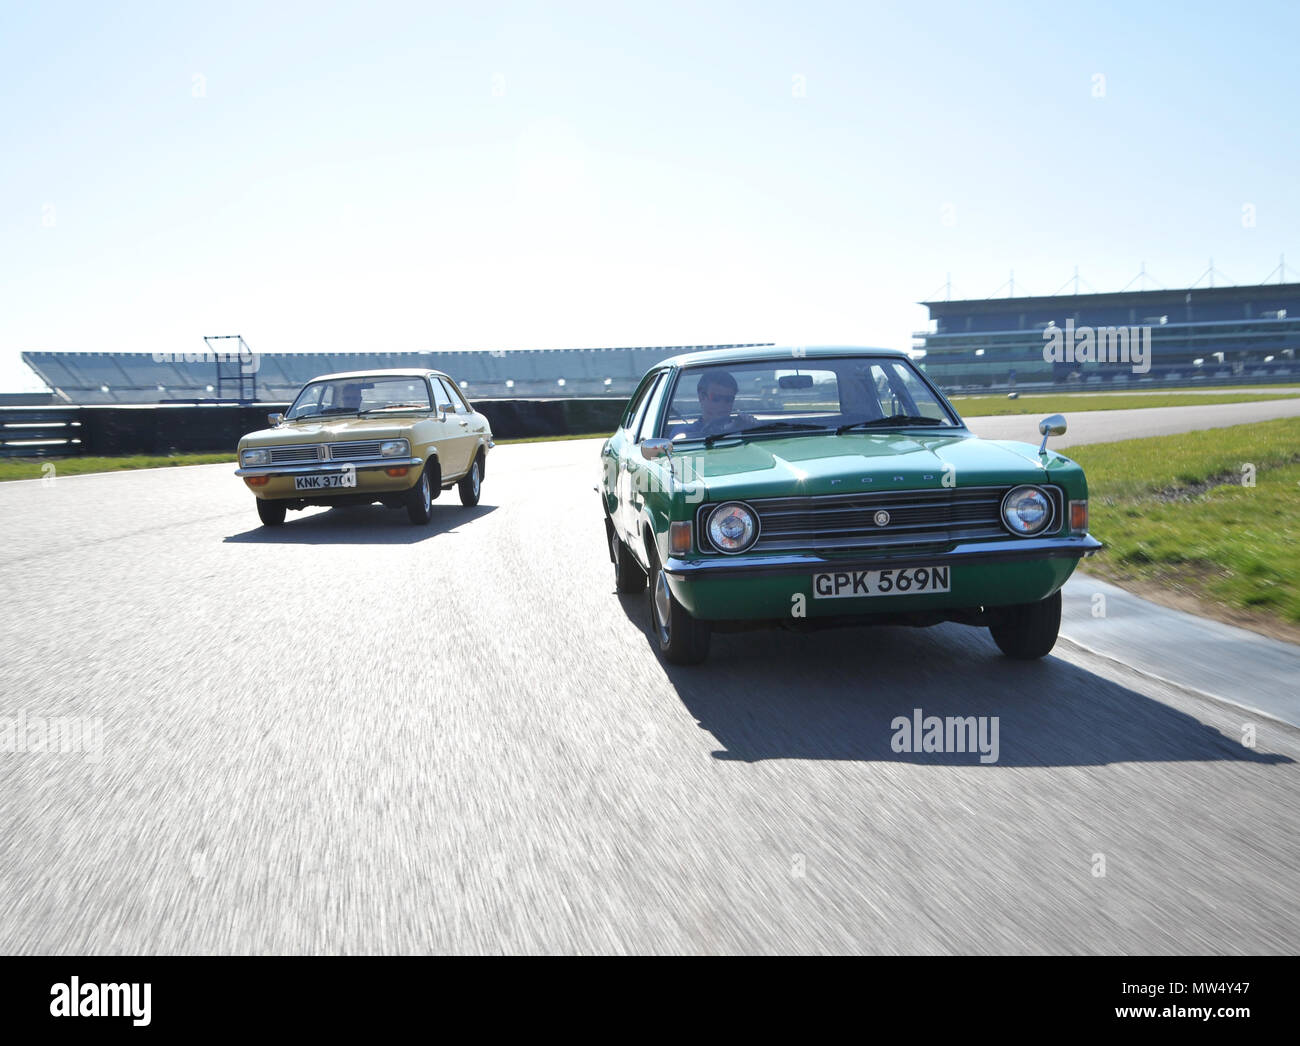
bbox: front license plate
[293,473,356,491]
[812,565,951,599]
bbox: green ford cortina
[599,346,1101,664]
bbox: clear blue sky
[3,0,1297,390]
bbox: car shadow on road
[223,503,497,544]
[613,592,1293,768]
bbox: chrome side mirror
[267,413,284,427]
[1037,414,1067,454]
[640,438,673,461]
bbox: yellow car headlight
[380,439,409,457]
[241,448,270,467]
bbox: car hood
[671,431,1052,501]
[240,416,418,446]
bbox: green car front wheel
[610,526,647,594]
[648,546,711,665]
[989,589,1062,660]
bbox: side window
[635,371,672,441]
[291,384,323,415]
[627,373,665,441]
[883,362,952,423]
[621,372,661,432]
[429,377,454,411]
[869,364,895,417]
[437,378,464,411]
[857,363,907,418]
[443,379,472,412]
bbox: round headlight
[707,501,759,554]
[241,448,270,467]
[380,439,409,458]
[1001,486,1053,536]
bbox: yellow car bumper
[235,458,425,500]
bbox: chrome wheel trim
[421,470,431,511]
[610,529,621,581]
[471,461,480,497]
[653,568,672,646]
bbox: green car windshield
[661,357,958,442]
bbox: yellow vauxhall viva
[235,369,492,526]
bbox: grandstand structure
[915,282,1300,388]
[20,344,772,404]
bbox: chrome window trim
[660,354,963,438]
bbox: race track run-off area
[1,403,1297,954]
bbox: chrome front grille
[698,486,1061,553]
[327,440,383,460]
[268,445,320,464]
[266,441,386,464]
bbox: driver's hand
[736,412,758,428]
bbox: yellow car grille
[267,441,386,464]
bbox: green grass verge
[1069,417,1300,624]
[494,432,611,445]
[1146,382,1300,393]
[0,453,237,482]
[950,391,1300,417]
[0,434,614,480]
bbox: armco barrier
[0,400,625,458]
[79,405,284,456]
[0,407,84,457]
[473,399,623,440]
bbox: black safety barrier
[0,400,626,458]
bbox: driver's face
[341,384,362,409]
[698,382,736,422]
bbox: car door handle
[456,419,468,426]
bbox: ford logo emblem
[874,510,890,527]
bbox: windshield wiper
[703,422,830,447]
[357,403,429,414]
[836,415,946,434]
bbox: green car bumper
[661,535,1102,621]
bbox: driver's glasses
[705,391,735,404]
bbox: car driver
[686,371,757,437]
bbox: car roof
[653,345,912,369]
[306,368,450,382]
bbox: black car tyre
[405,462,436,524]
[610,524,646,594]
[458,454,482,507]
[256,499,286,527]
[648,544,710,664]
[989,589,1062,660]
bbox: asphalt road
[964,395,1300,445]
[0,402,1297,954]
[959,386,1300,398]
